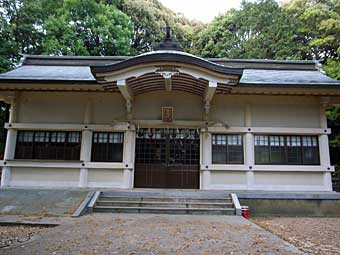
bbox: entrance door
[134,128,200,189]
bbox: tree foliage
[285,0,340,81]
[118,0,202,54]
[0,16,17,73]
[286,0,340,61]
[42,0,132,55]
[191,0,304,59]
[0,0,199,61]
[1,0,340,66]
[0,0,61,58]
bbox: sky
[158,0,243,23]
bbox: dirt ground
[252,217,340,255]
[0,225,49,249]
[1,214,302,255]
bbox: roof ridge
[23,54,316,64]
[20,53,318,71]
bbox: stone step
[95,200,234,208]
[91,191,237,216]
[93,206,235,215]
[101,190,229,199]
[98,196,232,203]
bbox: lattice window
[212,134,244,164]
[135,128,200,165]
[15,130,81,160]
[91,132,124,162]
[255,135,319,165]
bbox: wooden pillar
[319,103,333,191]
[244,104,255,189]
[79,98,92,188]
[201,131,211,189]
[79,130,92,187]
[1,95,18,187]
[123,129,135,188]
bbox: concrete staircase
[89,190,240,215]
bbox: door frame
[133,128,200,189]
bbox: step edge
[96,201,233,205]
[93,206,235,211]
[99,196,232,200]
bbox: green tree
[192,0,304,59]
[0,16,17,72]
[0,0,61,71]
[42,0,132,56]
[286,0,340,59]
[119,0,163,53]
[118,0,201,54]
[0,0,199,68]
[285,0,340,78]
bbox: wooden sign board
[162,107,174,123]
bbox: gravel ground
[252,217,340,255]
[1,214,302,255]
[0,225,48,249]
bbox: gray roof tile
[0,65,95,81]
[240,69,340,85]
[0,54,340,86]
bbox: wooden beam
[117,79,133,120]
[0,92,16,104]
[203,81,217,120]
[117,79,132,102]
[5,122,134,131]
[204,81,217,103]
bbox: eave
[231,86,340,96]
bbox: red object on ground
[242,206,249,219]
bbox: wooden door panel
[134,128,199,189]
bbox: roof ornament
[154,26,184,51]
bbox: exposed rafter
[165,78,172,92]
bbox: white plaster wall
[92,93,126,124]
[250,96,320,128]
[88,169,123,182]
[254,172,324,186]
[210,95,320,128]
[10,167,79,187]
[18,92,86,123]
[210,171,247,185]
[16,92,321,129]
[210,95,245,126]
[133,91,203,120]
[88,169,124,188]
[17,92,126,124]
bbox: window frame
[91,132,124,162]
[255,135,320,165]
[15,130,81,161]
[211,134,244,164]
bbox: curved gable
[90,51,243,79]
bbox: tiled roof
[0,52,339,87]
[240,69,340,86]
